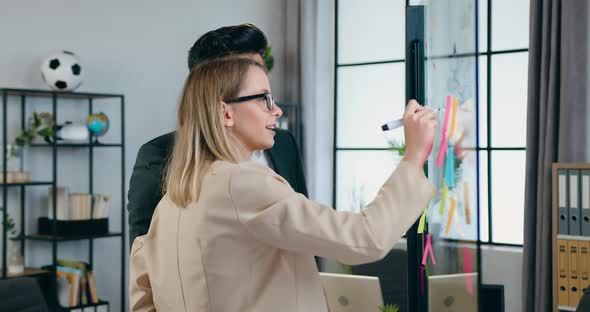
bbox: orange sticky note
[445,196,456,235]
[464,182,471,225]
[439,182,448,216]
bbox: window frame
[333,0,529,247]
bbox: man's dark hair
[187,23,268,69]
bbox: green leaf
[37,128,54,137]
[263,46,274,72]
[379,304,400,312]
[32,112,41,128]
[15,136,26,146]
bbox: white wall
[481,246,523,312]
[0,1,287,311]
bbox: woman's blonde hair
[165,56,265,207]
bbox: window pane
[479,151,489,242]
[491,52,528,147]
[478,0,488,52]
[337,63,405,148]
[491,151,525,244]
[492,0,529,50]
[338,0,405,63]
[478,55,488,148]
[335,150,402,212]
[425,0,478,56]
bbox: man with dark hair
[127,23,308,246]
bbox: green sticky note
[417,208,428,234]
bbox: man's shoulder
[271,129,297,151]
[142,132,174,151]
[135,132,174,164]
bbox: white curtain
[284,0,335,206]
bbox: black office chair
[578,285,590,312]
[480,284,505,312]
[352,249,409,312]
[0,277,49,312]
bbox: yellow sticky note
[449,97,459,139]
[418,208,428,234]
[439,182,448,216]
[444,196,457,235]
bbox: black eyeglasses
[224,92,275,111]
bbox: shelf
[0,88,123,100]
[1,267,51,279]
[558,306,577,311]
[25,232,122,242]
[60,300,109,311]
[30,143,122,148]
[557,234,590,241]
[0,181,53,187]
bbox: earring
[227,121,233,127]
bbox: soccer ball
[40,51,83,91]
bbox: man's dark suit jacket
[127,129,308,246]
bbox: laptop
[319,272,384,312]
[428,273,479,312]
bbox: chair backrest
[0,277,49,312]
[352,249,409,311]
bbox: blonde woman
[129,57,437,312]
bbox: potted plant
[3,211,24,274]
[14,111,54,146]
[263,45,274,72]
[379,304,400,312]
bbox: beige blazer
[129,160,436,312]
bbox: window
[334,0,407,215]
[334,0,529,246]
[480,0,529,245]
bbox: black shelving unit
[0,88,125,312]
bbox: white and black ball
[40,51,83,91]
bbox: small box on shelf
[38,217,108,237]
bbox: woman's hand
[402,99,437,169]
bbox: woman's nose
[274,105,283,118]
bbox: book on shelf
[56,269,80,307]
[56,259,100,307]
[47,187,111,220]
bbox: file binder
[570,170,581,235]
[569,240,581,305]
[558,239,570,306]
[559,169,569,234]
[580,241,590,294]
[582,170,590,236]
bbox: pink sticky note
[463,247,474,295]
[421,234,437,265]
[420,265,425,295]
[436,135,448,167]
[436,97,453,167]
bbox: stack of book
[47,187,111,220]
[55,259,100,307]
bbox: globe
[86,113,109,137]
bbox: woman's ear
[221,101,234,127]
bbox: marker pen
[381,107,444,131]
